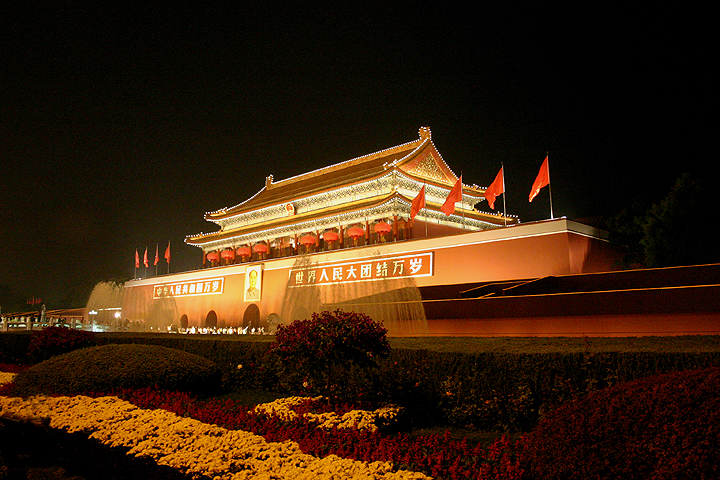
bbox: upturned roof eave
[189,192,413,246]
[205,164,485,225]
[187,191,513,247]
[205,132,432,221]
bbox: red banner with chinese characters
[288,252,433,287]
[153,277,225,299]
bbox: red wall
[122,220,650,334]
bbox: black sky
[1,2,715,308]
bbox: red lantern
[323,230,339,242]
[206,252,219,262]
[253,243,268,253]
[236,246,251,257]
[347,227,365,239]
[221,249,235,259]
[299,235,317,246]
[373,221,392,234]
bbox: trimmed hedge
[375,349,720,431]
[92,335,280,393]
[2,332,720,432]
[11,344,221,397]
[519,367,720,479]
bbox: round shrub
[519,367,720,480]
[12,344,221,396]
[271,310,390,397]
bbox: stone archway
[205,310,218,328]
[242,304,260,330]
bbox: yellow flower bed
[251,395,324,421]
[0,394,430,480]
[252,397,403,432]
[0,372,16,386]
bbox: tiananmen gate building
[120,128,720,336]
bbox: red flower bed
[27,326,96,362]
[519,366,720,480]
[0,363,28,374]
[109,387,523,479]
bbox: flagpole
[501,162,507,226]
[461,172,465,230]
[547,152,554,219]
[423,178,428,238]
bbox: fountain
[280,252,428,336]
[85,281,124,331]
[120,283,179,332]
[280,255,323,323]
[86,281,178,332]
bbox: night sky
[1,3,714,309]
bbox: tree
[607,197,649,269]
[640,173,718,268]
[609,173,718,269]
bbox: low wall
[419,284,720,337]
[499,263,720,297]
[424,313,720,337]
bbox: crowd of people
[174,325,269,335]
[0,314,275,335]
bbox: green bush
[91,334,279,393]
[270,310,390,397]
[6,332,717,434]
[519,367,720,479]
[11,344,222,397]
[28,326,96,362]
[376,349,720,432]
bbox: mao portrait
[244,266,262,302]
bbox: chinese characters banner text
[288,252,433,287]
[154,277,225,299]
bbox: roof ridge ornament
[265,175,274,189]
[410,153,447,183]
[418,126,431,140]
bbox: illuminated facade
[121,128,634,336]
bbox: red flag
[143,247,149,268]
[154,244,159,266]
[441,175,463,216]
[529,156,550,202]
[410,185,426,220]
[484,166,504,210]
[135,249,140,269]
[164,241,171,263]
